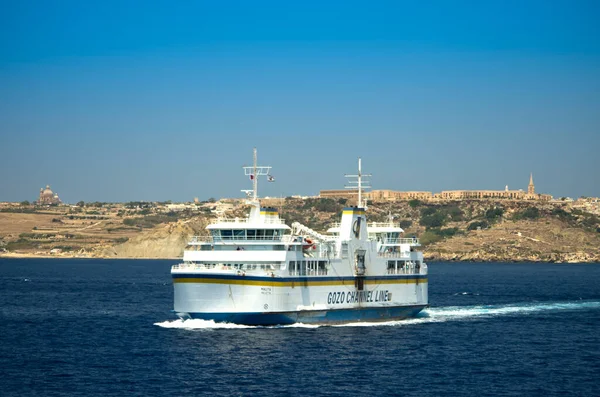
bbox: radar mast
[242,148,272,203]
[345,157,371,208]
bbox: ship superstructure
[171,149,428,325]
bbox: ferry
[171,149,428,325]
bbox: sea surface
[0,259,599,396]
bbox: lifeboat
[302,238,316,250]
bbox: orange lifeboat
[302,238,314,250]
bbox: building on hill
[438,188,523,200]
[528,173,535,195]
[320,173,552,202]
[319,189,359,201]
[573,197,600,216]
[369,190,433,202]
[320,189,432,203]
[37,185,61,205]
[438,183,525,199]
[438,174,551,201]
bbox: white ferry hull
[171,152,429,326]
[173,273,428,325]
[178,305,427,325]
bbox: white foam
[154,318,320,330]
[332,300,600,327]
[154,319,255,329]
[425,300,600,321]
[154,300,600,330]
[331,318,433,327]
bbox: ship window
[234,229,245,238]
[221,230,233,239]
[318,260,328,275]
[265,229,274,237]
[257,229,265,238]
[341,242,348,259]
[247,229,256,240]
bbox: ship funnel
[338,207,367,241]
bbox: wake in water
[154,300,600,330]
[154,318,320,330]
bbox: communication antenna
[242,148,272,202]
[345,157,371,208]
[387,211,395,225]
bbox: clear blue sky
[1,0,598,203]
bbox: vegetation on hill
[0,197,598,262]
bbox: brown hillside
[1,198,599,262]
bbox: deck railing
[328,222,402,229]
[215,217,286,225]
[188,235,295,244]
[368,222,402,228]
[173,263,283,271]
[386,267,426,275]
[380,238,420,245]
[186,235,418,245]
[377,251,412,258]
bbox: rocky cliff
[96,217,211,259]
[423,218,600,263]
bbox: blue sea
[1,259,599,396]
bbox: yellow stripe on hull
[173,277,428,287]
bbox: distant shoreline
[0,253,180,260]
[1,252,598,264]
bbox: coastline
[424,251,600,264]
[0,252,180,260]
[2,251,598,264]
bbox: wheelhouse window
[388,232,399,242]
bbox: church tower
[528,173,535,195]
